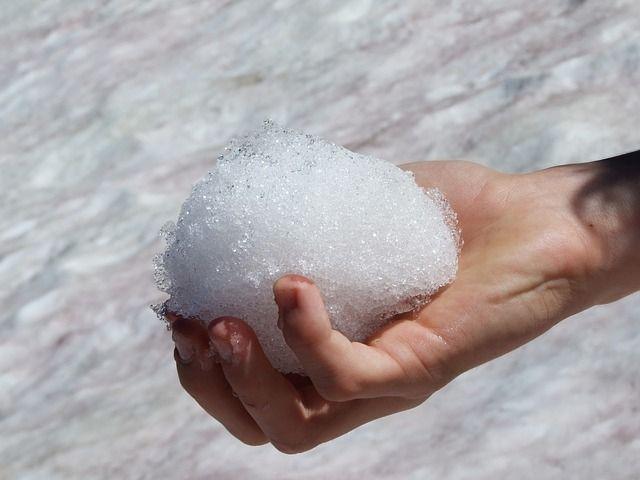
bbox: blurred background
[1,1,639,478]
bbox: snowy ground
[1,1,639,478]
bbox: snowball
[154,120,460,373]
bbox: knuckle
[414,331,459,389]
[236,392,271,412]
[270,424,320,454]
[389,324,457,395]
[271,440,305,454]
[283,326,330,351]
[271,434,317,455]
[238,434,269,447]
[315,377,359,402]
[227,427,268,447]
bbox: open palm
[169,160,599,453]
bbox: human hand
[168,157,639,453]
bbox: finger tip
[273,278,298,310]
[276,274,319,304]
[285,273,314,284]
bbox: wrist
[542,155,640,305]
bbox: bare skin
[168,156,640,453]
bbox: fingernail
[173,335,194,364]
[285,274,314,285]
[276,287,299,331]
[209,319,234,364]
[277,302,295,330]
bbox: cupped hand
[168,160,602,453]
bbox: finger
[170,313,215,371]
[170,315,267,446]
[206,316,424,453]
[315,394,425,442]
[174,349,268,445]
[263,384,424,453]
[208,316,313,450]
[274,274,426,401]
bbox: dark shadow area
[573,149,640,222]
[572,149,640,300]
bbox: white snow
[155,121,460,372]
